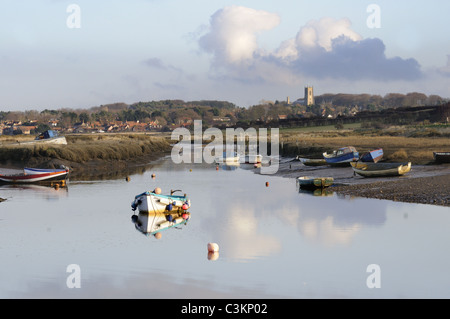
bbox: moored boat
[433,152,450,163]
[21,130,68,145]
[297,156,327,166]
[323,146,359,166]
[360,148,384,163]
[0,167,70,184]
[244,154,262,164]
[215,152,240,164]
[131,189,191,214]
[297,176,334,189]
[350,162,412,177]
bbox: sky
[1,0,449,112]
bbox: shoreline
[1,132,449,207]
[272,158,450,207]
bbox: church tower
[304,86,314,106]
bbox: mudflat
[274,158,450,207]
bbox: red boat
[0,167,69,184]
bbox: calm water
[1,156,449,299]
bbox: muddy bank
[273,158,450,207]
[0,134,172,180]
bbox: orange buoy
[154,187,162,194]
[207,243,219,252]
[265,182,269,187]
[154,232,162,239]
[151,173,156,178]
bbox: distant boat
[433,152,450,163]
[0,167,70,184]
[323,146,359,166]
[297,156,327,166]
[20,130,67,145]
[350,162,412,177]
[297,176,334,189]
[35,130,67,144]
[131,190,191,214]
[215,152,240,164]
[360,148,384,163]
[244,154,262,164]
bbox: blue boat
[360,148,384,163]
[323,146,359,165]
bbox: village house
[17,126,37,135]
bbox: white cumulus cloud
[198,7,423,84]
[199,6,280,65]
[297,17,362,52]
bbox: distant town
[1,88,449,136]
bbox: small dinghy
[131,188,191,214]
[297,157,327,166]
[0,167,70,184]
[350,162,412,177]
[323,146,359,166]
[297,176,334,189]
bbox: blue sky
[1,0,449,111]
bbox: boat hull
[131,192,190,214]
[0,168,69,184]
[244,154,262,164]
[360,148,384,163]
[433,152,450,163]
[0,169,69,184]
[297,157,327,166]
[297,176,334,189]
[24,167,69,174]
[323,146,359,165]
[351,162,411,177]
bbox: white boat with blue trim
[131,189,191,214]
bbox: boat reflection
[131,211,191,239]
[0,183,69,199]
[208,251,219,261]
[297,186,334,197]
[216,163,240,171]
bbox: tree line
[1,92,448,131]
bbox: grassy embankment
[1,123,449,171]
[0,133,171,176]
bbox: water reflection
[298,187,334,197]
[131,211,191,239]
[2,154,449,299]
[0,183,69,200]
[216,163,240,171]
